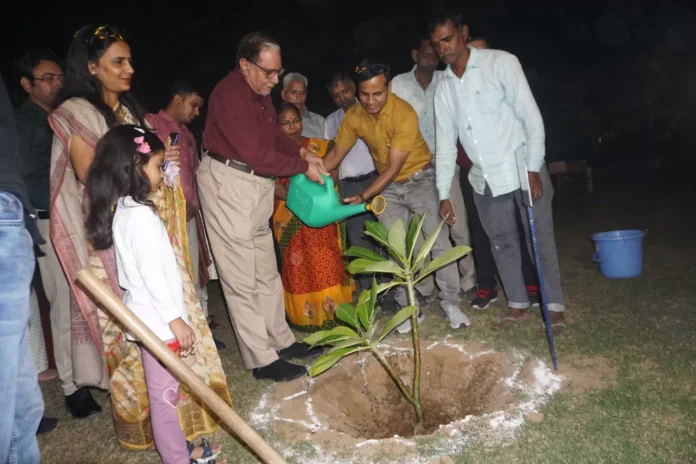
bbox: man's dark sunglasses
[355,63,389,76]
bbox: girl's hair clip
[134,127,145,133]
[134,136,151,154]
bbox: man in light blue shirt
[324,72,379,295]
[391,37,477,297]
[430,11,566,333]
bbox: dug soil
[310,343,515,439]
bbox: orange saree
[272,138,354,329]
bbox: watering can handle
[322,174,334,194]
[592,252,603,264]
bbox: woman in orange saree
[49,25,231,452]
[273,103,354,330]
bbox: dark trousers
[339,172,379,294]
[459,168,537,291]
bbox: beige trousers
[196,156,295,369]
[37,218,76,395]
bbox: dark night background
[2,0,695,177]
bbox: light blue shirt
[301,107,327,139]
[390,65,443,154]
[434,47,545,199]
[325,105,376,179]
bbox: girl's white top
[112,196,187,341]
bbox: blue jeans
[0,191,43,464]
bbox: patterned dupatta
[49,98,231,449]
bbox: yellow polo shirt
[334,94,432,182]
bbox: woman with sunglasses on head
[48,25,231,459]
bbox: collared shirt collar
[232,67,264,102]
[445,45,480,79]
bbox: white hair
[262,42,281,53]
[283,72,308,90]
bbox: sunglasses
[355,63,389,76]
[76,25,126,47]
[249,60,284,79]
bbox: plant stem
[405,277,424,424]
[369,346,419,411]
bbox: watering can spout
[286,174,380,228]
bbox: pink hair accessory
[134,136,151,154]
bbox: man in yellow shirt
[323,60,470,333]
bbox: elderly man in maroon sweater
[197,31,328,382]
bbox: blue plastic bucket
[591,230,647,279]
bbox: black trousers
[459,168,538,291]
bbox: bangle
[357,193,366,203]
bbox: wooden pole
[76,268,287,464]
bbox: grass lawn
[38,177,696,463]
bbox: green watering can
[285,173,386,228]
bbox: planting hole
[309,344,515,439]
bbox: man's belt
[341,171,377,183]
[36,209,50,220]
[205,150,275,180]
[394,162,433,184]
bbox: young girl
[86,125,225,464]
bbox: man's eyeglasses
[33,74,64,84]
[249,60,284,79]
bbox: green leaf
[357,298,370,331]
[308,346,369,377]
[328,338,367,353]
[345,246,387,262]
[416,246,473,283]
[348,259,405,276]
[413,215,447,271]
[365,221,388,243]
[406,213,425,261]
[303,325,362,347]
[335,303,360,330]
[303,330,332,346]
[378,305,418,342]
[355,289,371,306]
[358,281,402,302]
[387,219,407,261]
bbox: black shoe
[65,387,102,419]
[277,342,324,360]
[252,359,307,382]
[471,289,499,309]
[214,338,226,350]
[36,417,59,434]
[417,291,437,308]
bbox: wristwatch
[357,193,366,203]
